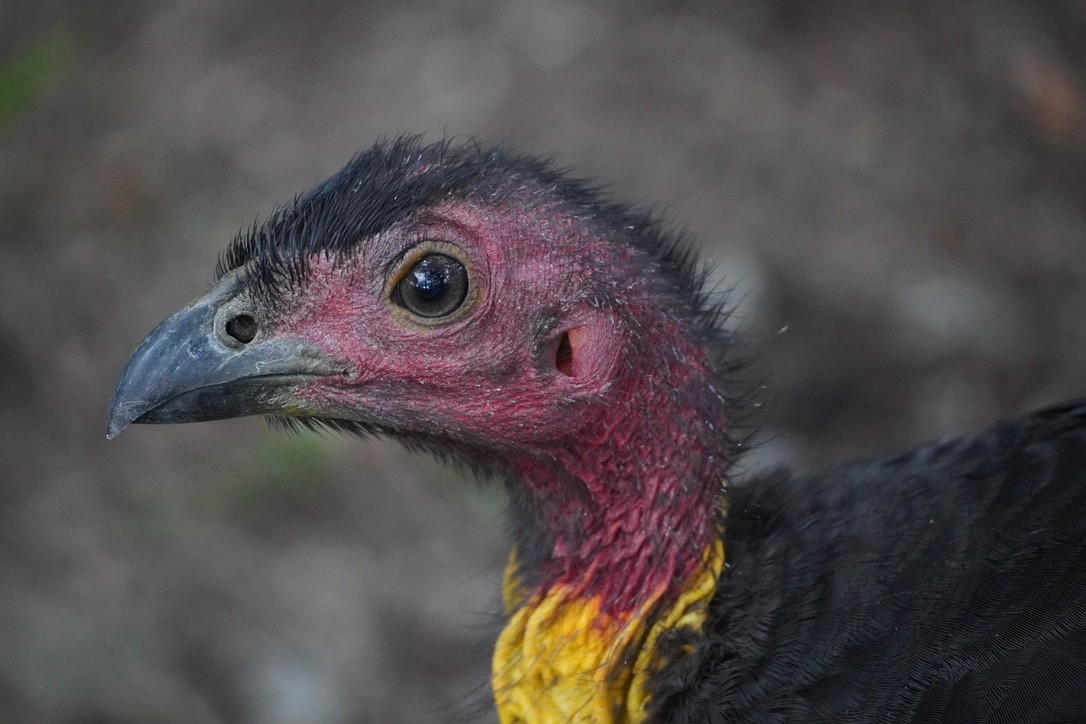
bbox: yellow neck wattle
[492,539,724,723]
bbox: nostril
[225,314,258,344]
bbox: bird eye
[393,253,469,318]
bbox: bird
[108,136,1086,723]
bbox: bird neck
[493,312,729,722]
[510,388,726,610]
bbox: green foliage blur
[0,27,73,127]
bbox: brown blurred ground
[1,2,1084,722]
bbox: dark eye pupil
[395,253,469,319]
[411,265,448,302]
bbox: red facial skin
[258,194,729,618]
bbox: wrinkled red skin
[261,195,728,618]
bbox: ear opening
[556,330,574,376]
[549,319,618,389]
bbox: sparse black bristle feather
[218,136,719,327]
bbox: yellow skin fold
[493,539,725,723]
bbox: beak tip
[106,402,132,440]
[106,392,145,440]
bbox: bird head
[109,138,727,475]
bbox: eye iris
[397,253,469,318]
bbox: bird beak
[106,272,345,439]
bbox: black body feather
[651,399,1086,723]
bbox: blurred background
[2,2,1084,722]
